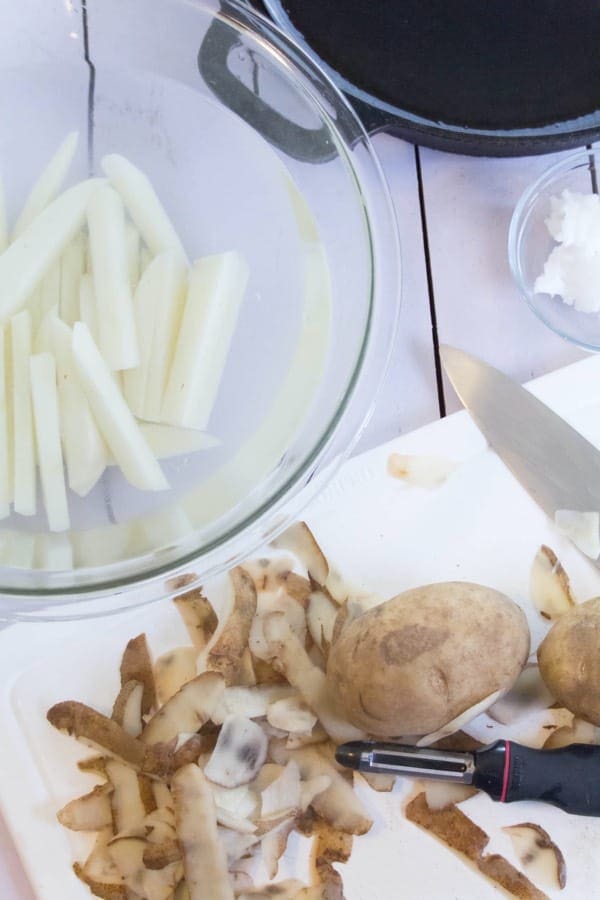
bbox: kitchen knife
[336,740,600,815]
[441,345,600,560]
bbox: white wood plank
[354,135,439,453]
[419,148,587,413]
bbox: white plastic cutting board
[3,355,600,900]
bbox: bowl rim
[508,147,600,351]
[0,0,401,611]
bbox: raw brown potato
[538,596,600,725]
[207,567,257,685]
[326,582,530,736]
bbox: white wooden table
[0,2,588,896]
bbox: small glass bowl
[509,148,600,351]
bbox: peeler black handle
[474,740,600,816]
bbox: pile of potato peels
[48,522,569,900]
[47,523,385,899]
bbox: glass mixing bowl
[0,0,400,620]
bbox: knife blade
[440,345,600,560]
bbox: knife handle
[473,740,600,816]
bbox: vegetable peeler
[336,740,600,816]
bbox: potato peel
[503,823,566,891]
[529,545,575,620]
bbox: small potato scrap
[554,509,600,560]
[529,546,575,620]
[387,452,456,488]
[204,715,268,788]
[207,567,257,685]
[503,823,566,891]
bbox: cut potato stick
[101,154,188,264]
[12,131,79,239]
[59,232,85,326]
[10,310,36,515]
[0,530,35,568]
[72,322,168,491]
[0,175,7,252]
[36,532,74,570]
[123,251,185,417]
[30,352,70,531]
[0,178,102,322]
[139,422,219,459]
[142,250,187,421]
[78,272,97,340]
[50,317,106,497]
[126,222,140,291]
[39,260,61,318]
[87,184,139,370]
[0,325,10,517]
[172,764,234,900]
[161,251,249,429]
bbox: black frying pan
[199,0,600,159]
